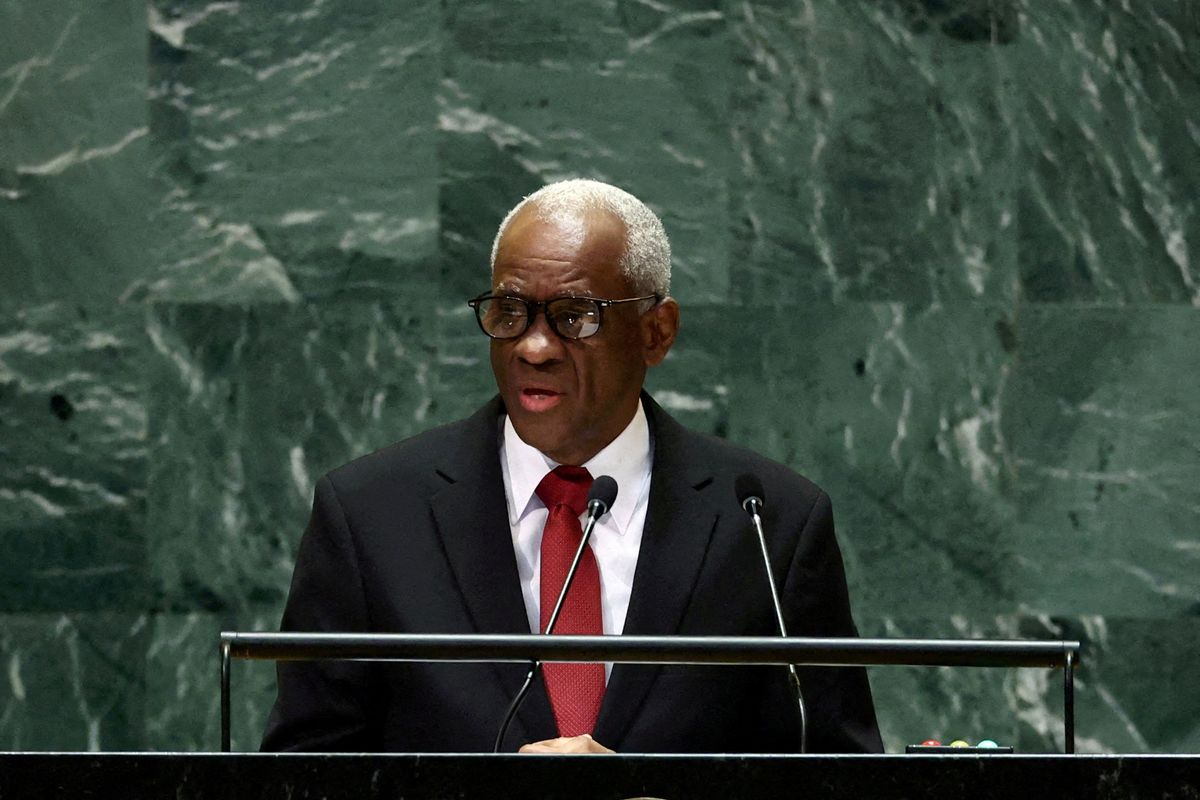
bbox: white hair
[490,179,671,296]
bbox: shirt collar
[502,400,651,536]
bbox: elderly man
[262,180,882,754]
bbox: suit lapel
[429,398,557,745]
[593,395,720,749]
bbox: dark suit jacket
[261,394,882,753]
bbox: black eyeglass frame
[467,293,661,340]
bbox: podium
[1,753,1197,798]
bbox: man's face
[488,206,677,466]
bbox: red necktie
[536,465,605,737]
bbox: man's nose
[514,311,565,364]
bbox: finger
[519,735,614,754]
[520,738,566,753]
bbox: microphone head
[588,475,619,516]
[735,473,765,512]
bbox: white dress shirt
[500,401,652,679]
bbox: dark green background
[2,0,1197,753]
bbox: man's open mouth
[519,387,563,412]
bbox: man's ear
[642,297,680,367]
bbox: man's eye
[482,300,526,331]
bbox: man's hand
[518,734,615,754]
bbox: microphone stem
[493,503,604,753]
[544,503,603,634]
[493,663,538,753]
[749,504,790,638]
[748,501,808,754]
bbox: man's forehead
[492,207,627,293]
[497,204,624,255]
[492,261,611,295]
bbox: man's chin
[507,409,565,451]
[506,422,561,453]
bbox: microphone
[735,473,764,516]
[590,476,618,515]
[735,473,808,754]
[493,475,619,752]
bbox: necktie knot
[535,465,593,518]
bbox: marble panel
[729,0,1018,306]
[0,0,154,311]
[0,613,146,751]
[0,303,147,611]
[644,306,731,438]
[1007,2,1200,304]
[439,0,731,303]
[433,301,502,427]
[1002,306,1200,618]
[145,300,440,614]
[725,302,1015,618]
[860,615,1035,754]
[139,0,441,304]
[1012,616,1200,755]
[145,611,279,752]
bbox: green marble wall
[2,0,1197,753]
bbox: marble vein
[7,654,24,702]
[628,9,724,52]
[0,13,77,116]
[1094,682,1151,751]
[16,128,147,177]
[147,3,239,51]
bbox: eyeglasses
[467,293,660,340]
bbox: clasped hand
[518,734,615,754]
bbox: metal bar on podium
[220,640,232,753]
[220,633,1080,753]
[1064,649,1075,755]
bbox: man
[262,180,882,754]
